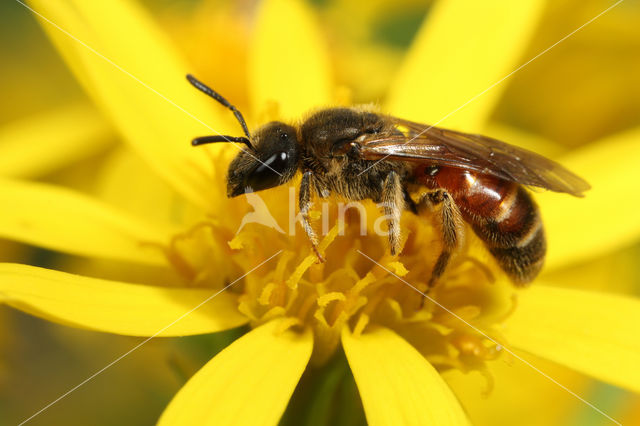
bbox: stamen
[163,200,516,372]
[353,314,370,338]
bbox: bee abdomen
[461,181,546,285]
[426,168,548,285]
[487,228,546,285]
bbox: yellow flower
[0,0,115,180]
[2,0,640,425]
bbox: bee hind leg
[417,189,465,288]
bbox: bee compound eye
[280,132,288,140]
[243,152,289,192]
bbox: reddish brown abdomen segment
[422,166,546,284]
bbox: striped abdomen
[429,167,546,284]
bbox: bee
[187,74,590,286]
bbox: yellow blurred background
[1,0,639,425]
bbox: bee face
[227,122,300,197]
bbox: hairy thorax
[298,107,408,203]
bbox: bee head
[186,74,300,198]
[226,122,300,197]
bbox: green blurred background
[1,0,639,425]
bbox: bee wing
[359,117,590,196]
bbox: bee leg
[300,171,325,263]
[418,190,464,288]
[381,171,405,255]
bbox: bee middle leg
[381,171,405,255]
[299,171,325,262]
[417,189,464,288]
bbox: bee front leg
[418,189,464,288]
[381,171,405,256]
[300,171,325,263]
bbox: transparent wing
[359,117,590,196]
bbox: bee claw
[416,278,439,309]
[312,245,326,263]
[418,283,436,309]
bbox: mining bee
[187,74,590,286]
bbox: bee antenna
[191,135,252,149]
[186,74,251,140]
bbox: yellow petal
[483,122,564,158]
[386,0,546,131]
[28,0,236,207]
[96,148,201,230]
[502,284,640,393]
[0,177,169,265]
[538,127,640,270]
[342,326,469,426]
[443,352,591,426]
[159,320,312,426]
[0,103,113,178]
[249,0,332,120]
[0,263,246,336]
[543,248,638,294]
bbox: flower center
[164,184,514,377]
